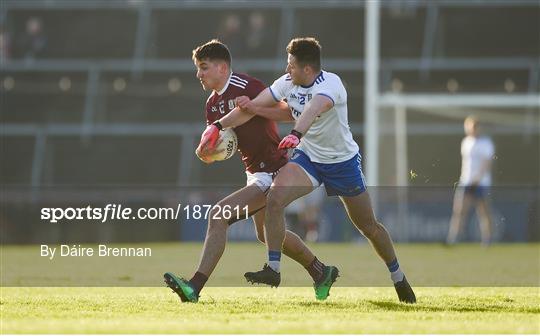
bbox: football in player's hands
[210,129,238,161]
[195,141,218,163]
[196,129,238,162]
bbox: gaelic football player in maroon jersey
[164,40,338,303]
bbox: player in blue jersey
[447,116,495,246]
[203,37,416,303]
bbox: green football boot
[314,265,339,300]
[163,272,199,303]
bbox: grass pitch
[2,287,539,334]
[3,243,539,286]
[1,243,539,333]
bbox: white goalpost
[365,1,540,189]
[364,0,539,241]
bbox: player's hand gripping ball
[211,128,238,161]
[199,124,221,150]
[197,128,238,162]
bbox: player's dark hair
[192,39,231,66]
[286,37,321,71]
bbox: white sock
[268,260,280,273]
[391,268,405,283]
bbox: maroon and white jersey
[205,72,287,173]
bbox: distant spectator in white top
[447,116,495,246]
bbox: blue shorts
[464,185,489,198]
[289,149,366,197]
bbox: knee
[359,219,384,240]
[266,188,288,212]
[207,208,228,233]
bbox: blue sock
[268,250,281,273]
[386,258,404,283]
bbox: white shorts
[246,171,275,193]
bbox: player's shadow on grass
[292,301,364,310]
[367,300,539,313]
[292,300,422,312]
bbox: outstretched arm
[218,106,255,129]
[219,88,294,129]
[293,95,333,134]
[278,94,333,149]
[198,88,294,152]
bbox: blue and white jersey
[269,70,359,164]
[460,135,495,187]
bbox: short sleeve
[312,74,346,106]
[269,74,290,102]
